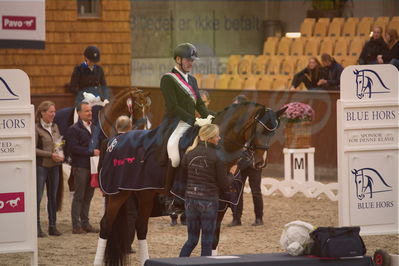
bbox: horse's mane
[108,88,141,111]
[215,101,265,117]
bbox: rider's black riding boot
[164,160,176,194]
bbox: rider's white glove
[206,114,215,120]
[103,99,110,105]
[195,117,211,127]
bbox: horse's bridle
[222,108,279,153]
[244,108,279,152]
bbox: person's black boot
[252,218,264,226]
[49,226,62,236]
[38,225,47,237]
[227,219,242,227]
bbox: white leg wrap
[211,249,218,256]
[93,238,107,266]
[138,239,149,266]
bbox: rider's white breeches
[167,120,191,168]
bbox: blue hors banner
[338,64,399,235]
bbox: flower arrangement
[281,102,315,123]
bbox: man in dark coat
[159,43,212,190]
[317,53,344,91]
[359,26,388,65]
[67,101,101,234]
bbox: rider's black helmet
[84,46,100,63]
[173,43,199,60]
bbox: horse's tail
[104,201,131,266]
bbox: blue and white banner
[338,65,399,235]
[0,0,45,49]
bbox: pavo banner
[0,0,45,49]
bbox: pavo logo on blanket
[353,69,390,99]
[352,168,392,200]
[0,76,19,100]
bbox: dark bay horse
[93,102,286,266]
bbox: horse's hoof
[170,219,177,226]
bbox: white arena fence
[242,178,339,201]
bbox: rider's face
[176,57,194,73]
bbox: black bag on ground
[310,226,366,258]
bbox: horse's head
[245,106,287,169]
[215,103,286,170]
[99,88,152,137]
[352,168,365,200]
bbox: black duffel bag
[310,226,366,258]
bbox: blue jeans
[179,198,218,257]
[36,165,60,227]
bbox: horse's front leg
[94,190,131,266]
[135,190,158,266]
[212,210,227,256]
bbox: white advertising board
[0,0,45,49]
[0,69,37,265]
[338,64,399,235]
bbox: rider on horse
[160,43,213,187]
[69,46,111,105]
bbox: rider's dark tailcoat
[155,68,209,164]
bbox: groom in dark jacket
[67,101,101,234]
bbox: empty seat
[342,19,357,36]
[331,17,345,25]
[215,74,232,89]
[242,75,261,90]
[267,57,282,75]
[291,38,306,56]
[357,17,373,36]
[225,55,241,74]
[388,20,399,33]
[228,75,244,90]
[280,57,296,76]
[257,75,274,90]
[295,56,309,73]
[272,76,289,90]
[334,37,349,56]
[277,37,293,56]
[304,38,320,56]
[300,19,315,37]
[252,55,269,75]
[192,73,202,88]
[328,19,343,37]
[263,37,279,56]
[374,17,389,32]
[319,38,334,56]
[200,74,217,89]
[341,56,358,67]
[349,38,367,57]
[314,20,329,37]
[238,55,256,75]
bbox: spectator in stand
[69,46,110,105]
[199,90,211,108]
[67,101,101,234]
[228,94,264,227]
[359,26,388,65]
[384,28,399,70]
[317,53,344,91]
[35,101,64,237]
[290,57,323,91]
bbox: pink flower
[281,102,315,122]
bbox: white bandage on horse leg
[211,249,218,256]
[93,238,107,266]
[138,239,149,266]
